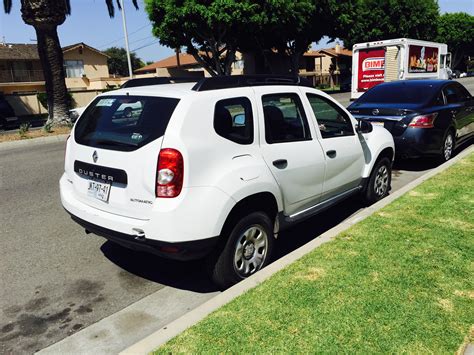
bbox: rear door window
[443,85,460,104]
[74,95,179,151]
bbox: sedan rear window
[74,95,179,151]
[357,83,436,105]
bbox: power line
[98,23,151,49]
[131,40,160,52]
[128,35,154,46]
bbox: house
[315,44,352,74]
[137,48,350,88]
[0,42,121,94]
[134,52,245,77]
[312,43,352,87]
[0,43,45,94]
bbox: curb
[0,134,69,151]
[121,145,474,354]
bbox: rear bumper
[67,211,218,261]
[394,128,444,159]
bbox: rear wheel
[208,211,274,289]
[440,130,454,163]
[363,157,391,204]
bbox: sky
[0,0,473,63]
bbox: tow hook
[132,228,146,242]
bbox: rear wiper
[93,139,138,147]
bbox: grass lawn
[157,152,474,354]
[0,125,71,143]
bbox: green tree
[145,0,349,75]
[436,12,474,71]
[340,0,439,49]
[104,47,145,76]
[3,0,138,126]
[145,0,259,76]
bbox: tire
[363,157,392,204]
[439,130,455,163]
[208,211,274,289]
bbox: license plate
[87,181,111,202]
[371,121,385,127]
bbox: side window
[443,85,459,104]
[454,84,471,102]
[262,93,311,144]
[434,91,445,106]
[306,94,354,139]
[214,97,253,144]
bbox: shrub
[18,123,31,138]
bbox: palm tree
[3,0,138,126]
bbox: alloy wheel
[443,133,453,161]
[374,165,389,197]
[233,225,268,277]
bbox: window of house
[214,97,253,144]
[64,60,84,78]
[306,94,354,139]
[262,93,311,144]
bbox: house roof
[0,42,108,61]
[317,46,352,57]
[303,50,324,58]
[0,43,39,60]
[135,53,199,73]
[62,42,109,58]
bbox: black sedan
[348,80,474,161]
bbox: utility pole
[120,0,133,78]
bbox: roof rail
[191,75,313,91]
[121,76,201,88]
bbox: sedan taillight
[408,113,438,128]
[156,148,183,198]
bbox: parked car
[60,75,394,288]
[348,80,474,161]
[69,107,86,123]
[0,94,18,129]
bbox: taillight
[156,148,183,198]
[408,113,437,128]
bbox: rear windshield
[357,83,436,105]
[74,95,180,151]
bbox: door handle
[326,150,337,158]
[272,159,288,169]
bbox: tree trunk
[35,25,70,125]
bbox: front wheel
[208,211,274,289]
[363,157,392,204]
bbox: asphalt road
[1,88,472,353]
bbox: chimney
[335,43,341,54]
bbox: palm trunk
[35,25,70,125]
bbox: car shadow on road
[101,198,363,293]
[393,138,472,172]
[100,242,219,293]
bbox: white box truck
[351,38,451,100]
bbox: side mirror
[233,114,245,126]
[356,119,373,133]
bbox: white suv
[60,76,394,288]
